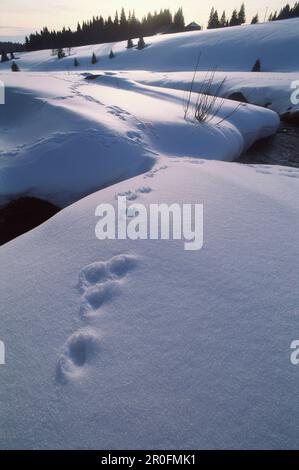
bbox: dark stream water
[235,122,299,168]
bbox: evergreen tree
[1,50,9,62]
[213,10,220,28]
[74,57,79,66]
[137,37,146,50]
[120,8,128,37]
[238,3,246,24]
[252,59,261,71]
[251,13,259,24]
[11,61,20,71]
[109,49,115,59]
[127,38,134,49]
[57,48,65,59]
[23,7,194,51]
[208,8,220,29]
[91,52,97,64]
[173,7,185,31]
[229,9,239,26]
[220,11,227,27]
[208,7,215,29]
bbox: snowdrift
[0,159,298,449]
[0,73,279,206]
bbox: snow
[0,72,279,206]
[2,18,299,73]
[0,18,299,450]
[0,160,299,449]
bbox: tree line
[269,2,299,21]
[0,42,24,53]
[25,8,185,51]
[207,1,299,29]
[207,4,246,29]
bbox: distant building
[185,22,201,31]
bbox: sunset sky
[0,0,291,41]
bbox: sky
[0,0,291,42]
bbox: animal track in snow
[57,254,138,383]
[79,254,138,291]
[80,281,120,318]
[144,165,168,179]
[278,168,299,178]
[56,328,101,383]
[107,105,131,121]
[115,186,152,202]
[116,190,138,201]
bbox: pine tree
[252,59,261,72]
[109,49,115,59]
[213,10,220,28]
[137,37,146,50]
[57,48,65,59]
[238,3,246,24]
[220,11,227,27]
[74,57,79,66]
[229,10,239,26]
[11,61,20,71]
[208,7,221,29]
[208,8,220,29]
[91,52,97,64]
[251,14,259,24]
[208,7,215,29]
[127,38,134,49]
[120,8,128,37]
[1,50,9,62]
[173,7,185,32]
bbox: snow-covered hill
[1,18,299,73]
[0,72,279,207]
[0,17,299,450]
[1,159,299,449]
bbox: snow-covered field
[0,18,299,450]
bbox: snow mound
[0,159,298,449]
[0,73,279,206]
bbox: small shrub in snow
[127,38,134,49]
[109,50,115,59]
[1,50,9,62]
[57,48,66,59]
[91,52,97,64]
[74,58,79,67]
[184,54,243,125]
[137,37,146,50]
[252,59,261,72]
[11,61,20,72]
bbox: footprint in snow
[79,254,138,291]
[56,328,101,384]
[107,105,131,121]
[278,168,299,178]
[57,254,138,383]
[115,186,152,203]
